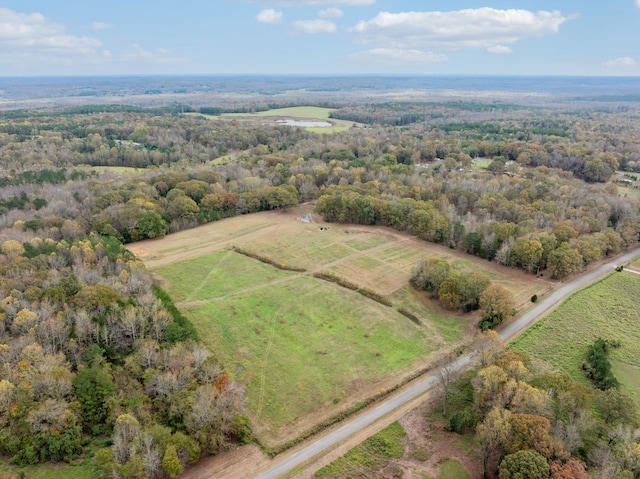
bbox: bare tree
[140,432,162,479]
[437,355,458,417]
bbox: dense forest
[0,233,247,477]
[1,104,638,278]
[0,97,639,477]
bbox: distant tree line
[0,120,636,278]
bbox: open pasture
[181,270,436,441]
[611,171,640,200]
[131,205,552,445]
[618,185,640,201]
[220,106,358,133]
[511,270,640,404]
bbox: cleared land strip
[250,247,640,479]
[131,207,569,470]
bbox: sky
[0,0,639,76]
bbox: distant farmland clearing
[511,270,640,405]
[217,106,359,133]
[130,204,552,447]
[222,106,333,118]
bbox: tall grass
[511,272,640,400]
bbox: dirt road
[251,247,640,479]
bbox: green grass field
[223,106,334,119]
[618,185,640,200]
[416,459,471,479]
[472,158,492,168]
[156,253,436,433]
[227,227,499,344]
[140,206,550,445]
[391,287,468,343]
[511,271,640,403]
[155,250,292,303]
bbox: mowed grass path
[511,271,640,403]
[155,250,435,438]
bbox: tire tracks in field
[255,312,278,419]
[172,224,471,351]
[310,231,411,275]
[177,274,302,310]
[254,285,323,420]
[178,232,407,312]
[184,250,232,303]
[306,232,445,344]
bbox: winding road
[253,248,640,479]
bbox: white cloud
[603,57,637,69]
[487,45,512,54]
[352,48,447,64]
[256,9,283,24]
[350,8,569,50]
[636,0,640,8]
[251,0,374,6]
[91,22,113,30]
[0,8,101,54]
[293,19,337,34]
[318,8,343,18]
[0,8,188,74]
[123,44,188,65]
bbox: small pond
[277,119,332,128]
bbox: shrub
[582,338,619,390]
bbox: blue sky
[0,0,639,76]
